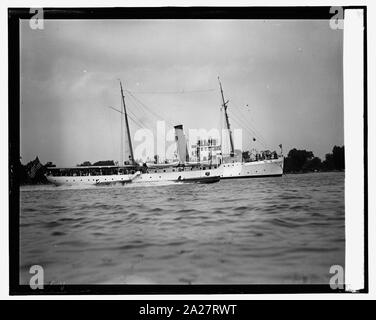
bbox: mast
[218,77,234,157]
[119,80,135,164]
[120,94,123,166]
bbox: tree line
[283,145,344,173]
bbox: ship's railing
[146,163,219,174]
[243,155,284,163]
[45,165,143,177]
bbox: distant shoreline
[284,170,345,175]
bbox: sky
[20,19,343,167]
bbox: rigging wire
[127,113,146,130]
[119,91,162,130]
[125,95,170,132]
[125,89,168,122]
[127,88,215,94]
[109,105,145,130]
[231,103,270,147]
[218,102,267,152]
[228,109,266,143]
[126,93,162,124]
[125,90,176,129]
[125,91,161,120]
[123,87,271,152]
[228,111,268,149]
[122,103,148,129]
[127,104,155,129]
[214,79,270,151]
[229,102,268,144]
[226,102,270,148]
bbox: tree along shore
[283,145,344,174]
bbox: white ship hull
[220,157,284,179]
[46,168,221,186]
[46,173,136,186]
[131,168,221,183]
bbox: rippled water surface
[20,172,344,285]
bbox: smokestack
[174,125,189,163]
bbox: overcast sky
[20,19,343,167]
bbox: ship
[46,78,283,185]
[45,81,221,186]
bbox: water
[19,172,344,285]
